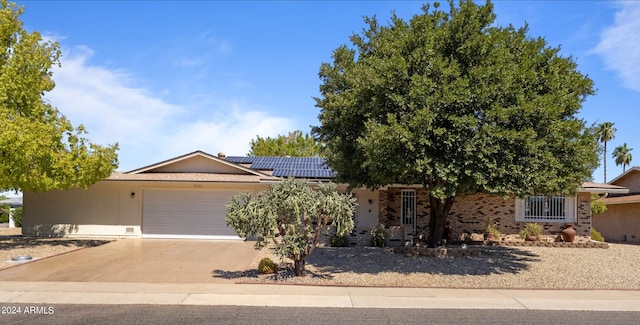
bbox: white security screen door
[401,189,416,234]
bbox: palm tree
[596,122,616,182]
[612,143,633,173]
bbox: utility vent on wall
[125,227,135,234]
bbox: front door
[401,189,416,234]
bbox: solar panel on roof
[225,156,257,163]
[226,155,336,178]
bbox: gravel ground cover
[239,243,640,289]
[0,227,111,270]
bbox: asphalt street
[3,304,640,325]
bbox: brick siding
[377,188,592,245]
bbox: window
[515,195,576,223]
[401,190,416,233]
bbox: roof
[225,156,336,179]
[600,194,640,205]
[127,150,268,177]
[106,151,633,191]
[107,172,276,183]
[579,182,629,194]
[106,151,333,183]
[607,167,640,185]
[0,197,22,207]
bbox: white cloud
[163,105,293,158]
[45,45,295,171]
[595,1,640,92]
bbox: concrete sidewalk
[1,281,639,311]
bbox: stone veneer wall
[378,188,593,243]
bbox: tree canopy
[0,0,118,192]
[248,130,321,157]
[226,178,356,276]
[312,0,598,247]
[612,143,632,173]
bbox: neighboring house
[594,167,640,242]
[23,150,625,243]
[0,196,22,228]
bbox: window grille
[516,196,576,223]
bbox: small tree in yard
[226,178,357,276]
[313,0,599,247]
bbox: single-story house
[23,151,378,239]
[23,150,626,243]
[593,167,640,242]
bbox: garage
[142,189,240,239]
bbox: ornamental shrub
[519,223,543,240]
[591,227,605,242]
[329,234,350,247]
[370,225,388,247]
[257,257,277,274]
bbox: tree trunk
[427,195,455,248]
[603,142,607,183]
[293,259,306,277]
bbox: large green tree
[0,1,118,192]
[313,0,598,247]
[596,122,616,182]
[226,178,356,276]
[612,143,632,173]
[248,130,322,157]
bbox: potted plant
[519,223,543,241]
[484,218,501,241]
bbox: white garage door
[142,189,240,239]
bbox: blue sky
[14,0,640,183]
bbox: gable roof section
[607,167,640,185]
[107,151,278,183]
[225,156,336,179]
[127,150,267,176]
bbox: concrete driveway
[0,239,260,283]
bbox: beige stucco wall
[352,188,379,228]
[23,180,266,238]
[593,203,640,242]
[611,172,640,193]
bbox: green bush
[11,208,22,227]
[329,234,350,247]
[485,218,501,240]
[370,225,388,247]
[257,258,277,274]
[0,207,21,226]
[591,199,607,215]
[519,223,542,240]
[591,227,605,242]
